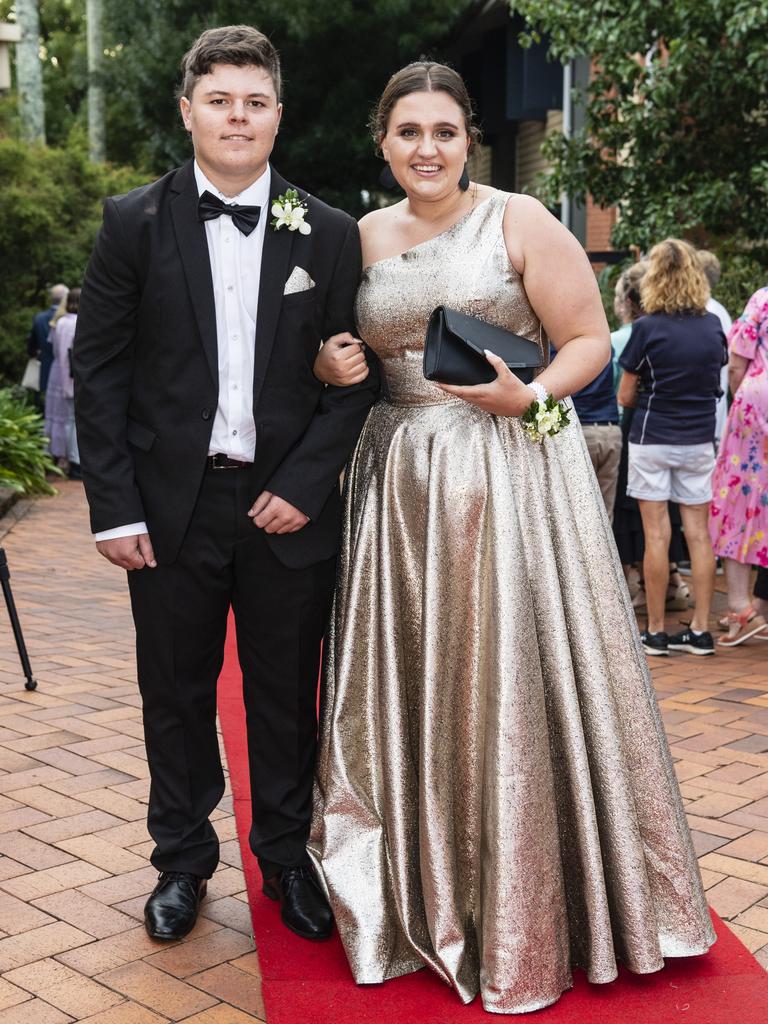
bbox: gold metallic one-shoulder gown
[309,192,715,1014]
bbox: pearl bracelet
[528,380,548,406]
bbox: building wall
[515,110,563,194]
[467,143,493,186]
[514,110,617,258]
[585,195,617,253]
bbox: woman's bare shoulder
[502,193,580,274]
[358,203,405,234]
[502,192,554,227]
[358,203,407,265]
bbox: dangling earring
[459,165,470,191]
[378,163,399,190]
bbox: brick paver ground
[0,482,262,1023]
[0,481,766,1022]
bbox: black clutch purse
[423,305,543,386]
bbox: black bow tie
[197,190,261,236]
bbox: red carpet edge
[217,620,768,1024]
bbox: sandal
[718,607,768,647]
[666,580,690,611]
[631,579,691,612]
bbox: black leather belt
[206,454,252,470]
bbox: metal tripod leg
[0,548,37,691]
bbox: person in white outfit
[698,250,732,444]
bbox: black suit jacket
[73,161,378,569]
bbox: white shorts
[627,442,714,505]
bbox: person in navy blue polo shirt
[618,239,726,657]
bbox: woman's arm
[725,287,766,395]
[728,353,749,396]
[507,196,610,399]
[438,196,610,416]
[617,370,639,408]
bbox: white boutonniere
[271,189,311,235]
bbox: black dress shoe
[263,864,333,940]
[144,871,207,941]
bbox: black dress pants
[128,465,336,879]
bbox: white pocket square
[283,266,315,296]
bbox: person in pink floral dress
[709,286,768,646]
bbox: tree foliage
[0,0,88,147]
[707,245,768,321]
[104,0,465,212]
[15,0,47,142]
[0,134,147,384]
[0,0,466,383]
[510,1,768,252]
[2,0,464,213]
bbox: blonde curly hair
[640,239,709,316]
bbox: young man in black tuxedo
[74,25,378,943]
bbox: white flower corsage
[521,389,570,442]
[271,189,311,235]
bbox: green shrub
[0,135,149,387]
[597,264,623,332]
[711,243,768,321]
[0,388,60,495]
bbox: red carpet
[217,622,768,1023]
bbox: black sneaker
[641,630,669,656]
[668,628,715,656]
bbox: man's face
[180,63,282,190]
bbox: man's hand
[96,534,157,570]
[248,491,309,534]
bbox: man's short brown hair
[178,25,282,102]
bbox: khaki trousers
[581,423,622,521]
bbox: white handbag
[21,357,41,391]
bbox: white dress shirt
[95,161,271,541]
[708,297,733,443]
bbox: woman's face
[381,90,470,203]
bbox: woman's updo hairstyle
[370,61,482,154]
[617,260,648,321]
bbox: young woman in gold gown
[309,62,715,1014]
